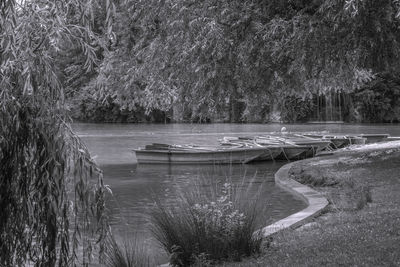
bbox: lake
[74,122,400,263]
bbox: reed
[103,231,153,267]
[150,176,264,266]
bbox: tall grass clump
[151,180,264,266]
[103,231,153,267]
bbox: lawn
[222,143,400,266]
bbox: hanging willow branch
[0,0,115,266]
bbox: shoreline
[259,141,400,240]
[260,161,328,237]
[223,140,400,266]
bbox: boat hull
[348,137,366,145]
[329,138,349,149]
[359,134,389,144]
[387,136,400,141]
[290,140,331,156]
[247,147,284,161]
[134,147,277,164]
[275,146,313,160]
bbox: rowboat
[254,135,331,157]
[347,136,367,145]
[387,136,400,141]
[358,134,389,144]
[303,134,366,148]
[220,135,325,160]
[275,145,314,160]
[134,132,394,164]
[223,134,331,152]
[133,144,282,164]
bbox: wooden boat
[387,136,400,141]
[240,146,283,162]
[303,134,366,148]
[290,140,332,156]
[255,134,330,152]
[307,121,345,124]
[321,135,351,149]
[133,143,282,164]
[134,132,397,164]
[274,145,314,160]
[359,134,389,144]
[221,135,322,160]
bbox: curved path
[261,160,329,237]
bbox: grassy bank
[223,141,400,266]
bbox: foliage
[79,0,279,122]
[279,93,314,123]
[151,182,263,266]
[62,0,400,123]
[103,231,153,267]
[68,92,170,123]
[0,0,113,265]
[260,0,400,94]
[353,72,400,122]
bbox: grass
[150,178,265,266]
[102,231,153,267]
[222,144,400,266]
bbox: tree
[354,72,400,122]
[92,0,277,122]
[258,0,400,95]
[0,0,113,265]
[70,0,400,123]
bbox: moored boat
[221,134,332,159]
[303,134,366,148]
[274,145,314,160]
[134,132,393,164]
[254,135,331,157]
[323,135,350,149]
[290,140,332,156]
[387,136,400,141]
[347,136,367,145]
[359,134,389,143]
[133,144,280,164]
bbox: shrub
[103,232,153,267]
[151,182,263,266]
[292,168,339,187]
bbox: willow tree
[82,0,400,122]
[92,0,276,122]
[258,0,400,95]
[0,0,113,266]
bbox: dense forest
[59,0,400,123]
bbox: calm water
[74,122,400,263]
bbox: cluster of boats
[133,133,398,164]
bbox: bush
[151,182,263,266]
[103,232,153,267]
[291,167,340,187]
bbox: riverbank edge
[260,159,329,237]
[158,159,328,267]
